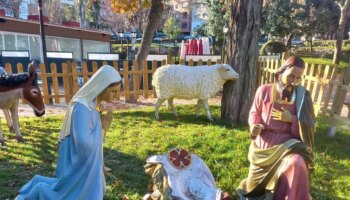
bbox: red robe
[248,84,311,200]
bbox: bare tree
[0,0,24,18]
[333,0,350,64]
[103,14,129,32]
[221,0,262,125]
[42,0,66,24]
[0,0,11,10]
[78,0,87,28]
[128,8,150,32]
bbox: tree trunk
[212,36,216,54]
[127,0,164,102]
[333,0,350,65]
[221,0,262,125]
[12,1,21,18]
[79,0,86,28]
[310,38,313,53]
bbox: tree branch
[336,1,342,8]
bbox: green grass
[1,106,349,199]
[297,53,350,68]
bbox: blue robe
[16,103,105,200]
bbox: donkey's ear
[28,61,37,77]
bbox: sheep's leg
[155,99,166,120]
[0,117,5,146]
[168,98,178,118]
[9,103,23,143]
[3,109,14,132]
[196,99,203,117]
[166,101,171,110]
[203,100,213,121]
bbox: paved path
[0,97,222,117]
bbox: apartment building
[167,0,209,34]
[169,0,192,34]
[191,0,208,33]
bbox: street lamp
[131,31,137,60]
[158,38,162,54]
[38,0,52,103]
[222,25,228,63]
[131,31,137,38]
[38,0,47,66]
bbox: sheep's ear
[219,64,230,71]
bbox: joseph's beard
[277,80,295,102]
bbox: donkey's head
[22,61,45,117]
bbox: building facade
[169,0,192,34]
[190,0,208,33]
[167,0,209,35]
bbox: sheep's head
[218,64,239,81]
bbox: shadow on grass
[0,124,58,200]
[103,147,149,200]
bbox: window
[0,33,3,51]
[182,22,187,29]
[183,12,187,19]
[17,35,29,51]
[4,34,16,50]
[83,40,109,59]
[175,3,178,9]
[182,1,188,8]
[29,36,41,60]
[46,36,81,61]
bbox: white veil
[59,65,121,140]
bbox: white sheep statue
[152,64,239,121]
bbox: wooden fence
[257,58,350,135]
[4,57,221,105]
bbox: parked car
[110,33,128,42]
[153,37,165,42]
[154,31,166,38]
[259,36,268,43]
[123,32,132,39]
[176,34,193,41]
[291,39,304,46]
[153,32,167,42]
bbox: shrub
[259,40,286,55]
[343,40,350,46]
[342,44,350,53]
[305,40,350,48]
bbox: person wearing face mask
[237,56,316,200]
[16,65,121,200]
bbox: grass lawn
[0,105,349,199]
[297,53,350,68]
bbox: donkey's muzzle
[35,110,45,117]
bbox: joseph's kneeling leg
[274,154,309,200]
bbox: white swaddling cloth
[146,154,222,200]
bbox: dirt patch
[3,94,349,118]
[0,96,223,118]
